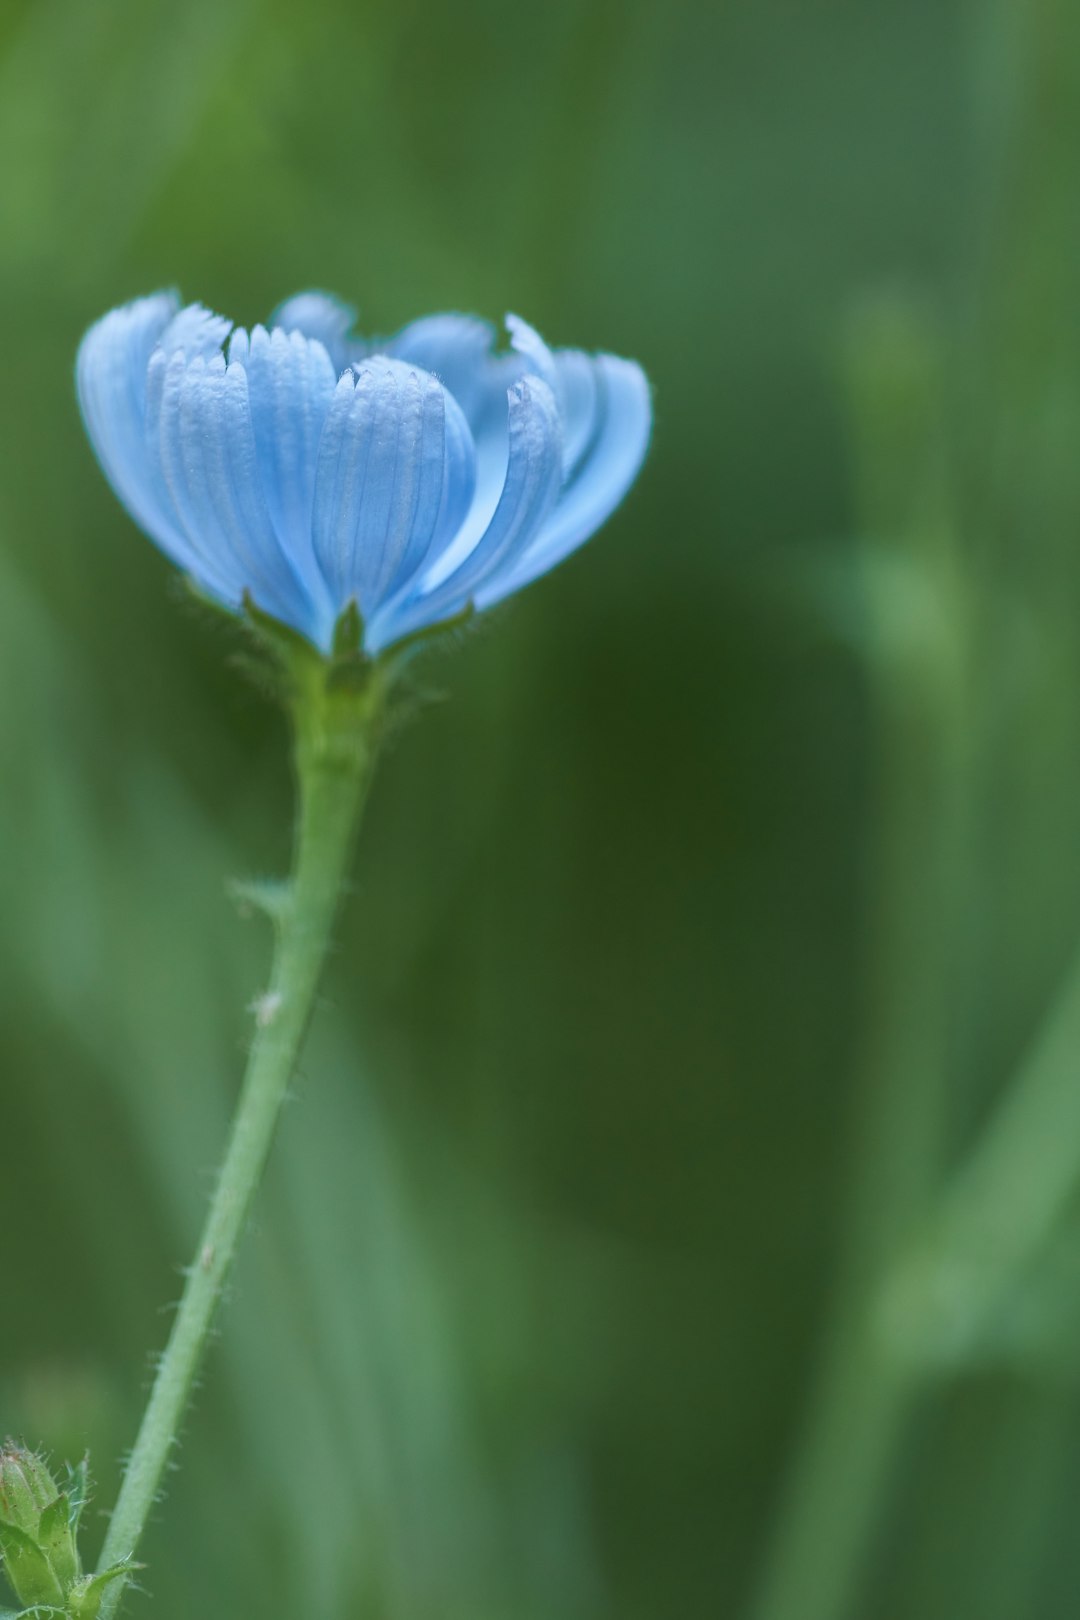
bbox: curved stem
[887,937,1080,1364]
[95,659,382,1619]
[748,295,966,1620]
[747,1314,916,1620]
[750,927,1080,1620]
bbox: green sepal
[0,1523,65,1609]
[58,1463,89,1540]
[230,592,320,705]
[331,599,363,658]
[67,1561,132,1620]
[233,594,380,716]
[377,601,476,681]
[34,1498,78,1592]
[325,649,373,693]
[241,590,317,660]
[228,645,294,700]
[180,575,236,625]
[195,582,476,714]
[0,1450,56,1536]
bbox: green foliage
[0,1447,77,1609]
[0,1449,126,1619]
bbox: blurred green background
[2,0,1080,1617]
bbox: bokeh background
[2,0,1080,1617]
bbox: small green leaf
[36,1497,79,1591]
[227,876,292,923]
[67,1561,133,1620]
[0,1523,65,1609]
[59,1461,90,1536]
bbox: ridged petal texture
[78,290,652,653]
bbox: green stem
[95,653,383,1619]
[748,298,966,1620]
[750,929,1080,1620]
[885,938,1080,1365]
[746,1313,916,1620]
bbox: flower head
[77,291,651,655]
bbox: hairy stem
[95,656,382,1619]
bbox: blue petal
[152,349,318,632]
[476,353,651,606]
[506,313,558,395]
[550,348,600,476]
[76,291,201,575]
[507,314,594,482]
[311,358,477,642]
[372,373,562,647]
[158,302,233,359]
[386,313,498,422]
[143,347,243,599]
[271,291,359,375]
[230,324,338,629]
[400,316,544,591]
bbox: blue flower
[77,291,652,655]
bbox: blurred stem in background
[749,294,968,1620]
[94,633,384,1620]
[750,1,1080,1614]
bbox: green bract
[0,1448,128,1620]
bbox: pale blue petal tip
[77,289,651,655]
